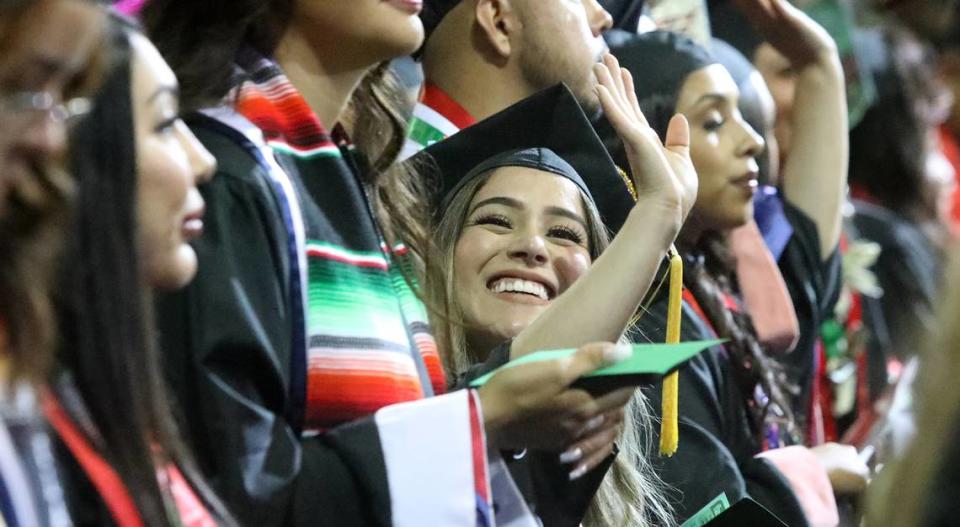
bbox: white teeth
[489,278,549,300]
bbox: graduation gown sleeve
[155,122,502,527]
[776,201,843,423]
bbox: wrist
[627,198,683,247]
[476,386,507,450]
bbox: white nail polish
[569,464,588,481]
[559,447,583,464]
[603,343,632,364]
[584,414,605,433]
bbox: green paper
[680,493,731,527]
[469,339,722,387]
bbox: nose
[584,0,613,37]
[736,117,765,159]
[179,124,216,184]
[21,114,67,161]
[507,230,549,266]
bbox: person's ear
[474,0,520,59]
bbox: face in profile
[290,0,424,64]
[0,0,101,220]
[453,167,593,351]
[677,63,765,232]
[130,33,215,291]
[515,0,612,115]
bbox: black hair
[141,0,293,112]
[59,19,235,526]
[849,26,950,220]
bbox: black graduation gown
[154,118,425,527]
[852,199,941,361]
[636,302,809,526]
[774,202,843,428]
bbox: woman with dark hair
[142,1,658,525]
[597,1,867,524]
[849,26,954,364]
[50,17,232,526]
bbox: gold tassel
[660,247,683,456]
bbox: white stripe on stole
[375,390,479,526]
[398,102,462,161]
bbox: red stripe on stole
[304,370,424,429]
[414,333,446,396]
[468,391,490,505]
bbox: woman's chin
[146,247,198,291]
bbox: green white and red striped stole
[233,54,446,433]
[399,83,476,160]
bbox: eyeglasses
[0,91,92,126]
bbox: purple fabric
[754,186,795,260]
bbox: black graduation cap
[416,83,636,233]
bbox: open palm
[594,53,698,225]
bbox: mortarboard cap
[416,83,636,233]
[708,0,764,62]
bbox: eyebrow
[147,84,179,104]
[470,196,588,229]
[690,93,733,111]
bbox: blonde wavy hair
[425,170,675,527]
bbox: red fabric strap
[421,83,476,130]
[40,391,145,527]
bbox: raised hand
[477,342,636,479]
[594,53,698,228]
[733,0,837,68]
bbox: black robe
[637,302,809,527]
[775,202,843,428]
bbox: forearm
[511,202,678,357]
[782,49,848,259]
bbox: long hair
[425,170,675,527]
[350,62,438,266]
[141,0,293,112]
[60,21,235,526]
[602,89,800,445]
[679,234,799,443]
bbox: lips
[386,0,423,14]
[181,206,205,241]
[730,172,759,195]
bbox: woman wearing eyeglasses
[0,1,103,525]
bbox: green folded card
[469,339,722,392]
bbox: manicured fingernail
[569,464,588,480]
[559,447,583,464]
[584,414,605,432]
[603,343,632,364]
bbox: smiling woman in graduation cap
[415,51,700,523]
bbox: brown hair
[425,168,675,527]
[680,232,800,444]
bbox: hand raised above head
[594,53,698,227]
[733,0,837,68]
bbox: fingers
[664,114,691,154]
[591,387,637,414]
[559,342,631,387]
[621,68,648,127]
[563,423,620,480]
